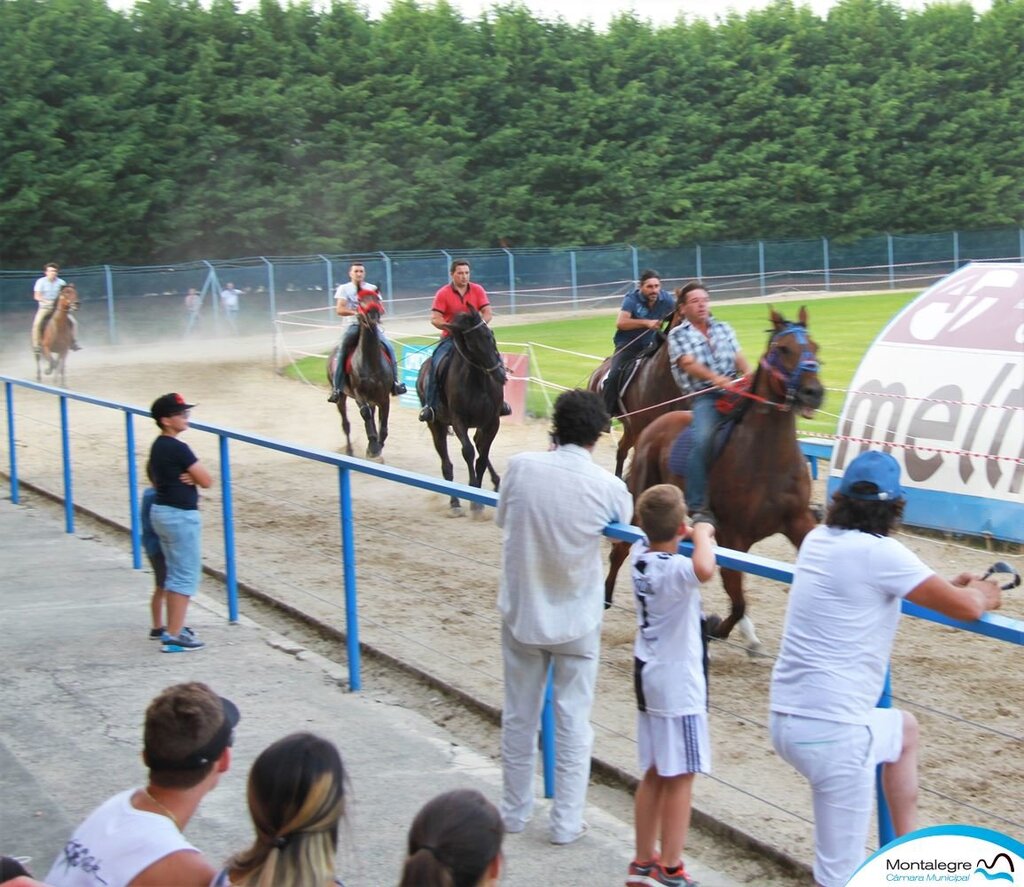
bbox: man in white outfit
[496,388,633,845]
[769,451,1002,887]
[46,682,239,887]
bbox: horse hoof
[705,614,724,638]
[448,506,464,518]
[745,641,765,658]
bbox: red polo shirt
[432,283,490,336]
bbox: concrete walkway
[0,498,743,886]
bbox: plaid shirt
[667,316,742,395]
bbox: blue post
[59,395,74,533]
[203,261,220,324]
[758,240,766,296]
[379,251,394,314]
[823,237,831,291]
[569,250,578,310]
[104,264,116,345]
[952,230,959,270]
[696,244,703,280]
[338,466,362,691]
[630,245,639,283]
[875,668,896,846]
[219,435,239,623]
[5,381,19,504]
[261,257,277,325]
[541,662,556,798]
[887,233,895,290]
[125,411,142,570]
[503,248,516,315]
[441,250,452,280]
[318,254,334,307]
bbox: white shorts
[770,709,905,887]
[637,711,712,777]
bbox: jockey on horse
[418,258,511,423]
[666,280,752,526]
[602,269,675,418]
[32,262,82,355]
[328,260,406,403]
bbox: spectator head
[827,451,906,536]
[150,392,197,429]
[225,732,346,887]
[143,682,239,790]
[550,389,610,448]
[636,484,686,543]
[399,789,503,887]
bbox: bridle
[450,317,506,377]
[750,322,819,411]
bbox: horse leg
[710,566,762,655]
[378,399,389,455]
[469,420,500,516]
[604,540,631,608]
[429,423,460,513]
[337,396,354,456]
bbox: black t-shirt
[149,435,199,510]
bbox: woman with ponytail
[212,732,347,887]
[399,789,503,887]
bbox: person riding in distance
[418,259,510,422]
[666,281,751,525]
[327,261,406,403]
[603,269,675,417]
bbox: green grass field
[288,290,919,436]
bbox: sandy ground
[1,329,1021,881]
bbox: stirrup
[500,401,513,416]
[327,389,341,404]
[70,342,82,351]
[392,381,408,396]
[418,406,435,423]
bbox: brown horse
[588,303,687,477]
[608,307,824,650]
[37,283,79,387]
[326,291,394,460]
[416,308,505,515]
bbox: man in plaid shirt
[667,281,750,524]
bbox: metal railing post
[541,662,556,797]
[203,261,220,325]
[104,265,116,345]
[823,237,831,291]
[379,251,394,314]
[125,411,141,569]
[503,248,516,315]
[696,243,703,280]
[887,233,895,289]
[318,254,334,307]
[952,230,959,270]
[569,250,578,310]
[338,466,362,691]
[59,395,74,533]
[875,668,896,846]
[260,257,277,325]
[219,435,239,623]
[758,240,766,296]
[5,381,19,504]
[629,245,639,283]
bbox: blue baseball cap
[839,451,904,501]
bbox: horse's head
[59,284,79,312]
[356,288,382,325]
[444,309,506,380]
[762,307,823,417]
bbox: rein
[451,318,505,376]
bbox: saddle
[667,411,742,479]
[341,327,395,376]
[612,333,666,404]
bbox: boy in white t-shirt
[627,484,717,887]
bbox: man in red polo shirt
[419,259,510,422]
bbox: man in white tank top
[46,682,240,887]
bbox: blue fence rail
[3,375,1021,843]
[2,227,1022,347]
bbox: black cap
[145,695,240,771]
[151,392,197,421]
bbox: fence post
[952,230,960,270]
[59,395,74,534]
[503,248,516,315]
[758,240,766,296]
[318,254,334,307]
[5,381,19,504]
[875,668,896,846]
[125,411,141,570]
[541,663,556,797]
[696,243,703,280]
[338,466,362,691]
[887,233,895,289]
[219,435,239,623]
[569,250,578,310]
[822,237,831,291]
[1019,228,1023,262]
[260,257,277,325]
[203,261,220,325]
[441,250,452,281]
[104,265,116,345]
[379,251,394,314]
[629,245,639,283]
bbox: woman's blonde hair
[226,732,346,887]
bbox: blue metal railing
[3,375,1021,838]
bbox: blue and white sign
[398,343,433,409]
[829,263,1024,543]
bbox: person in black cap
[768,450,1002,887]
[146,393,212,653]
[46,682,240,887]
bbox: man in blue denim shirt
[603,269,675,416]
[667,281,750,524]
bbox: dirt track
[2,330,1021,881]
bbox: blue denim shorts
[149,504,202,596]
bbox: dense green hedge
[2,0,1021,265]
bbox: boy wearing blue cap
[769,450,1003,887]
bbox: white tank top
[46,788,199,887]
